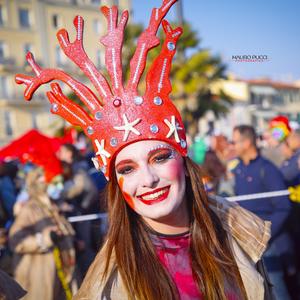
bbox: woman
[74,140,271,300]
[16,1,271,299]
[9,168,76,300]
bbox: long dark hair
[102,156,247,300]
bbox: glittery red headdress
[16,0,187,179]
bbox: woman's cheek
[161,158,184,181]
[118,176,135,209]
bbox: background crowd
[0,115,300,299]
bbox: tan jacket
[74,196,271,300]
[9,200,75,300]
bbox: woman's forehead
[115,140,173,163]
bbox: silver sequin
[110,137,118,147]
[134,96,143,105]
[180,139,187,149]
[167,42,175,51]
[87,126,94,135]
[95,111,102,120]
[150,124,159,133]
[153,96,163,106]
[51,103,59,112]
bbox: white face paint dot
[87,126,94,135]
[110,137,118,147]
[134,96,143,105]
[150,124,159,133]
[51,103,59,112]
[153,96,163,106]
[95,112,102,120]
[167,42,175,51]
[180,139,187,149]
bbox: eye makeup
[148,144,176,159]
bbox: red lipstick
[137,186,170,205]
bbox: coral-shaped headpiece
[15,0,187,179]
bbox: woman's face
[114,140,187,223]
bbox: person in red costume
[16,1,272,299]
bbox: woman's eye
[117,166,134,175]
[153,151,174,163]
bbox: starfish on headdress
[164,115,182,143]
[95,139,111,165]
[113,114,141,141]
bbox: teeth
[141,188,168,200]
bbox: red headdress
[15,0,187,179]
[269,115,292,142]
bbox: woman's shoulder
[74,245,127,300]
[208,195,271,263]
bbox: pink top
[149,230,238,300]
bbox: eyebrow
[115,147,173,169]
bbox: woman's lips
[137,186,170,205]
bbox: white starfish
[95,139,111,166]
[164,116,182,143]
[113,114,141,141]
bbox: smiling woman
[16,0,271,299]
[115,141,187,231]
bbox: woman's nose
[141,166,159,188]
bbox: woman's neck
[142,199,190,235]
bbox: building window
[24,43,32,55]
[19,8,30,28]
[93,19,101,34]
[55,45,64,65]
[4,111,13,136]
[0,41,6,59]
[0,76,8,98]
[91,0,101,5]
[0,5,5,26]
[32,112,38,129]
[52,14,62,29]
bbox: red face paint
[160,155,184,182]
[118,176,135,209]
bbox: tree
[65,21,231,138]
[123,22,232,137]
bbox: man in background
[231,125,294,299]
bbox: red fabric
[151,231,239,300]
[0,129,74,182]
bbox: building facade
[0,0,131,146]
[210,77,300,136]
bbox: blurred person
[58,144,99,277]
[0,161,18,229]
[280,129,300,296]
[9,167,76,300]
[261,116,292,167]
[232,125,294,299]
[0,269,26,300]
[281,129,300,187]
[202,135,227,193]
[0,161,18,274]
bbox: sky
[131,0,300,83]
